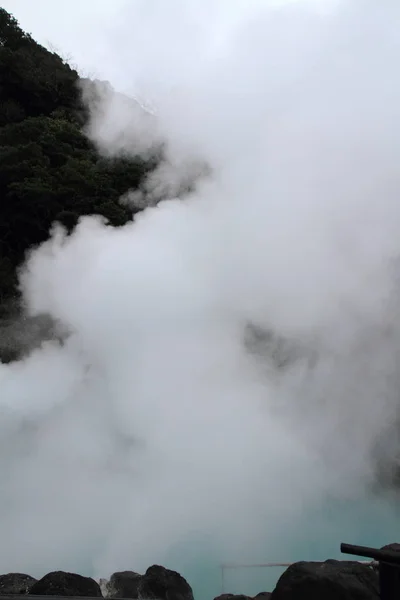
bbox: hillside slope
[0,8,156,305]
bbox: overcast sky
[2,0,131,84]
[2,0,314,91]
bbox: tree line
[0,8,157,306]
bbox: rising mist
[2,0,400,594]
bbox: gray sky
[2,0,308,89]
[2,0,129,83]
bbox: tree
[0,9,158,304]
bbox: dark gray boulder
[28,571,102,597]
[105,571,141,598]
[138,565,194,600]
[270,560,379,600]
[0,573,37,594]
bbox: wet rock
[28,571,102,597]
[0,573,37,594]
[270,559,379,600]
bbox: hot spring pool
[163,493,400,600]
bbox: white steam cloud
[2,0,400,594]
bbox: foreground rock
[138,565,193,600]
[0,574,37,594]
[28,572,102,597]
[103,565,193,600]
[103,571,141,598]
[270,560,379,600]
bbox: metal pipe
[220,560,372,569]
[341,543,400,566]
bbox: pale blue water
[76,493,400,600]
[169,494,400,600]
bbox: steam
[2,0,400,593]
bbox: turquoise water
[73,493,400,600]
[167,494,400,599]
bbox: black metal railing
[341,542,400,600]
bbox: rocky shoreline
[0,550,393,600]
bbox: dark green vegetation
[0,8,156,306]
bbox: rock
[101,566,193,600]
[104,571,141,598]
[270,560,379,600]
[381,543,400,552]
[28,571,102,597]
[138,565,194,600]
[0,573,37,594]
[253,594,271,600]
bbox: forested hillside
[0,8,156,306]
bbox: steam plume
[2,0,400,597]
